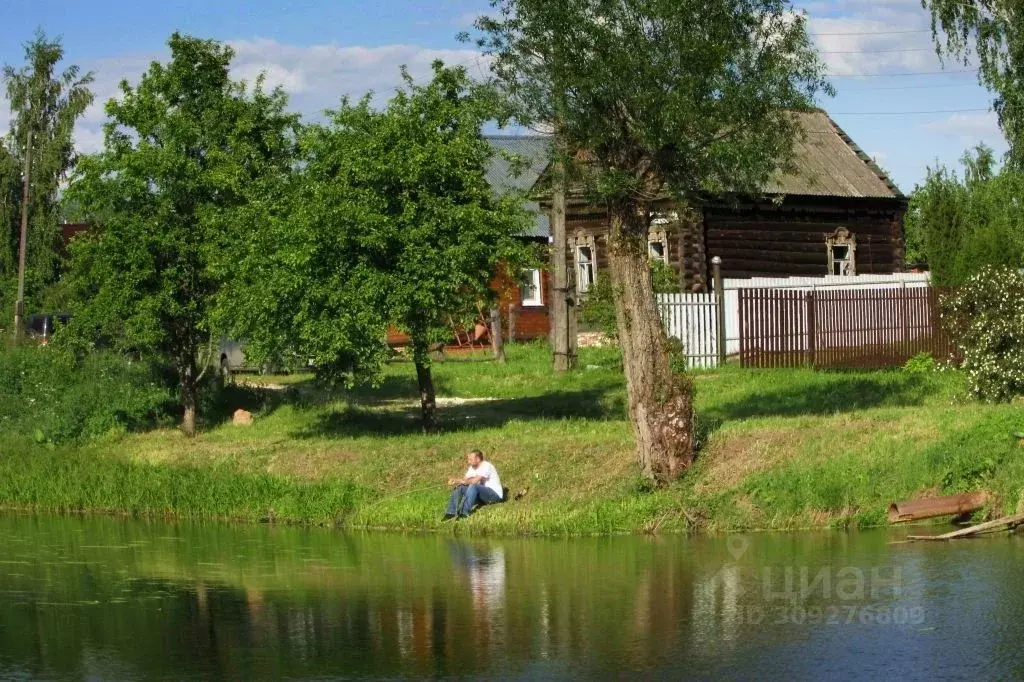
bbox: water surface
[0,514,1021,680]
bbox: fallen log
[888,491,988,524]
[906,512,1024,542]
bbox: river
[0,514,1021,680]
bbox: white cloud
[226,38,488,112]
[808,17,940,77]
[924,111,1001,140]
[72,126,106,155]
[867,150,888,165]
[61,39,489,155]
[789,0,975,80]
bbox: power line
[828,69,978,77]
[838,82,979,92]
[819,47,934,54]
[810,29,932,37]
[831,108,990,115]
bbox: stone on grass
[233,409,254,426]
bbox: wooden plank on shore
[906,512,1024,541]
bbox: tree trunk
[180,359,198,438]
[412,341,437,433]
[489,307,506,363]
[549,142,577,372]
[607,206,694,483]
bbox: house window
[576,245,595,293]
[521,268,543,307]
[830,244,853,275]
[648,240,667,263]
[826,227,857,276]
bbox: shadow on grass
[702,371,931,425]
[198,379,321,429]
[296,387,625,438]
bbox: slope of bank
[3,344,1020,535]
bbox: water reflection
[0,515,1023,680]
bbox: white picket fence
[658,273,932,368]
[657,293,719,369]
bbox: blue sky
[0,0,1007,192]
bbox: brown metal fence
[739,287,955,369]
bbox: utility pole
[13,129,33,343]
[550,119,577,372]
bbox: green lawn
[4,342,1022,535]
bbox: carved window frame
[572,231,597,293]
[827,227,857,276]
[648,227,669,264]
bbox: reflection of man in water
[449,543,507,614]
[444,450,504,519]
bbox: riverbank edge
[1,441,959,537]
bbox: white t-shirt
[465,461,503,499]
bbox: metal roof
[485,136,552,238]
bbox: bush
[579,260,681,340]
[0,347,174,444]
[943,266,1024,402]
[912,146,1024,286]
[903,352,937,374]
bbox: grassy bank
[3,343,1023,534]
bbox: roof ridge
[823,114,904,198]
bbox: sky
[0,0,1008,193]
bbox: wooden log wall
[704,199,906,280]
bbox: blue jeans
[446,484,501,517]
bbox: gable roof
[766,111,902,199]
[491,112,903,209]
[485,135,552,238]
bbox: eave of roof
[521,110,904,203]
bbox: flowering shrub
[943,266,1024,402]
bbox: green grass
[3,342,1023,535]
[0,439,363,523]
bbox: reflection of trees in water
[0,517,724,679]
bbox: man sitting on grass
[444,449,504,519]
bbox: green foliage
[578,278,619,339]
[474,0,830,204]
[911,146,1024,286]
[0,31,93,316]
[63,34,299,431]
[903,352,937,374]
[943,265,1024,402]
[580,260,681,340]
[0,347,172,444]
[226,62,531,387]
[925,1,1024,166]
[901,191,927,267]
[0,441,364,523]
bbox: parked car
[219,338,251,374]
[218,338,312,375]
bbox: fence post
[711,256,726,366]
[805,290,816,367]
[900,279,909,348]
